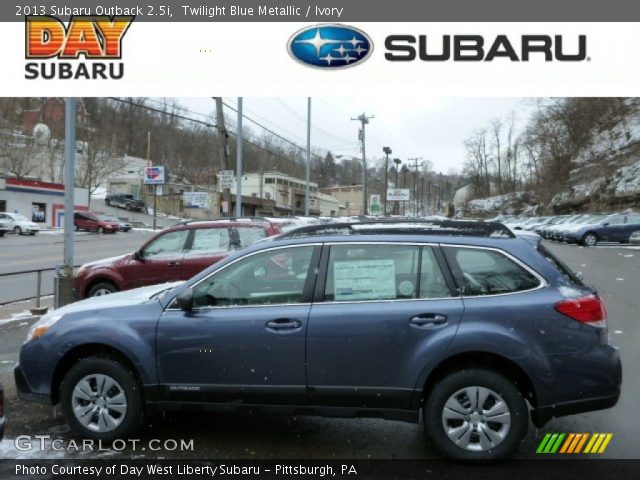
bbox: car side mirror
[175,288,194,312]
[133,249,144,261]
[602,222,610,227]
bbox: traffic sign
[219,170,235,190]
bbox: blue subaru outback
[15,221,621,460]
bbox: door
[156,244,320,405]
[599,214,625,241]
[132,229,190,287]
[307,243,463,410]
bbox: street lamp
[393,158,401,215]
[382,147,392,215]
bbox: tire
[424,369,528,460]
[0,231,5,237]
[125,204,132,211]
[29,232,36,236]
[582,232,598,247]
[105,198,111,206]
[60,356,142,441]
[13,226,22,235]
[88,281,118,297]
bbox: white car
[0,212,40,235]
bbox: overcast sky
[179,97,537,174]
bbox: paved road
[0,242,637,459]
[0,230,156,304]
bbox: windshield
[13,214,29,222]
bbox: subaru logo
[288,24,373,69]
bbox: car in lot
[0,216,9,237]
[100,214,132,232]
[104,193,146,212]
[564,213,640,246]
[74,219,282,298]
[0,212,40,235]
[17,220,621,460]
[74,212,120,234]
[0,382,4,441]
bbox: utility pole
[382,147,392,216]
[60,98,76,307]
[408,157,423,216]
[427,181,432,214]
[236,97,243,217]
[393,158,401,215]
[402,165,409,216]
[305,97,312,216]
[214,97,231,217]
[420,178,425,217]
[351,113,374,215]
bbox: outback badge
[288,24,373,69]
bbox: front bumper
[14,363,51,405]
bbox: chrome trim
[440,244,548,298]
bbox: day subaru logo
[288,24,373,69]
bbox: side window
[444,247,541,296]
[189,228,231,254]
[419,247,452,298]
[237,227,268,247]
[192,246,315,308]
[324,244,420,302]
[144,230,189,259]
[607,215,625,225]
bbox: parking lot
[0,236,637,460]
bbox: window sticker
[334,259,396,301]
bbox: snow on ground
[0,310,36,325]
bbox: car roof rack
[278,220,516,239]
[176,216,272,226]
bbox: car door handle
[266,318,302,331]
[410,314,448,327]
[167,261,180,267]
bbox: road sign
[370,194,381,215]
[221,201,229,213]
[387,188,410,201]
[143,166,166,185]
[219,170,235,190]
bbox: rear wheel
[582,232,598,247]
[424,369,528,460]
[88,281,118,297]
[60,356,142,441]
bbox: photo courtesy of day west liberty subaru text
[24,15,134,80]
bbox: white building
[230,171,338,216]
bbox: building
[321,185,363,215]
[230,172,324,216]
[316,192,342,216]
[0,177,89,228]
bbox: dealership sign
[387,189,410,201]
[143,166,166,185]
[183,192,211,209]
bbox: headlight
[26,313,64,342]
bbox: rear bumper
[532,348,622,427]
[14,364,51,405]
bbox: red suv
[74,212,120,234]
[74,220,282,298]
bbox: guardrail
[0,266,80,307]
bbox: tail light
[0,390,4,418]
[555,295,607,328]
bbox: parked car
[74,212,119,234]
[0,212,40,235]
[564,213,640,246]
[74,219,282,298]
[100,214,132,232]
[18,220,621,460]
[105,193,146,212]
[0,382,4,441]
[0,217,9,237]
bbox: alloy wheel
[71,374,128,433]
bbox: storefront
[0,177,89,228]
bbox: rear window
[537,244,584,286]
[444,247,541,296]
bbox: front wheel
[13,226,22,235]
[582,232,598,247]
[88,281,118,297]
[60,357,142,441]
[424,369,528,460]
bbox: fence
[0,266,79,307]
